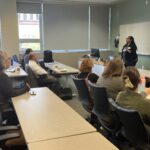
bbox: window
[17,13,42,51]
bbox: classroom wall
[110,0,150,69]
[0,0,19,55]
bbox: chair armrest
[0,126,19,131]
[0,133,20,141]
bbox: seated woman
[96,58,125,100]
[0,51,28,148]
[23,48,33,65]
[116,67,150,132]
[78,58,98,83]
[77,58,99,126]
[0,51,29,105]
[0,51,29,124]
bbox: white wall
[0,0,19,55]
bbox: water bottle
[139,76,145,93]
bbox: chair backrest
[72,76,92,112]
[38,59,48,70]
[25,65,39,88]
[110,99,149,147]
[89,82,120,132]
[44,50,54,63]
[23,55,29,65]
[88,82,109,114]
[12,55,19,63]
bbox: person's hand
[145,88,150,95]
[127,49,131,53]
[127,47,131,53]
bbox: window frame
[18,13,43,52]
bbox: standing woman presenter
[121,36,138,67]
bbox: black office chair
[72,76,101,128]
[25,65,39,88]
[88,81,120,133]
[44,50,54,63]
[72,76,93,113]
[0,104,22,149]
[25,65,53,88]
[110,99,150,150]
[38,59,49,71]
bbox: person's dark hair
[122,67,141,91]
[127,36,137,50]
[128,36,134,43]
[25,48,33,55]
[102,58,123,78]
[0,51,10,71]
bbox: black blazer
[121,42,138,64]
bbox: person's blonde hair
[122,67,141,91]
[102,58,123,78]
[0,51,11,71]
[79,58,93,73]
[0,51,5,71]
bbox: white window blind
[90,5,109,49]
[43,4,89,50]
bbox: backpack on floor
[58,88,73,100]
[51,83,72,100]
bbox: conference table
[45,61,79,87]
[44,61,79,75]
[5,67,28,78]
[12,87,96,144]
[28,132,119,150]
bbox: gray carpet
[58,75,90,119]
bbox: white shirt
[28,60,47,75]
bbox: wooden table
[12,87,96,144]
[45,62,79,75]
[5,67,28,78]
[28,132,118,150]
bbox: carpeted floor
[59,75,90,119]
